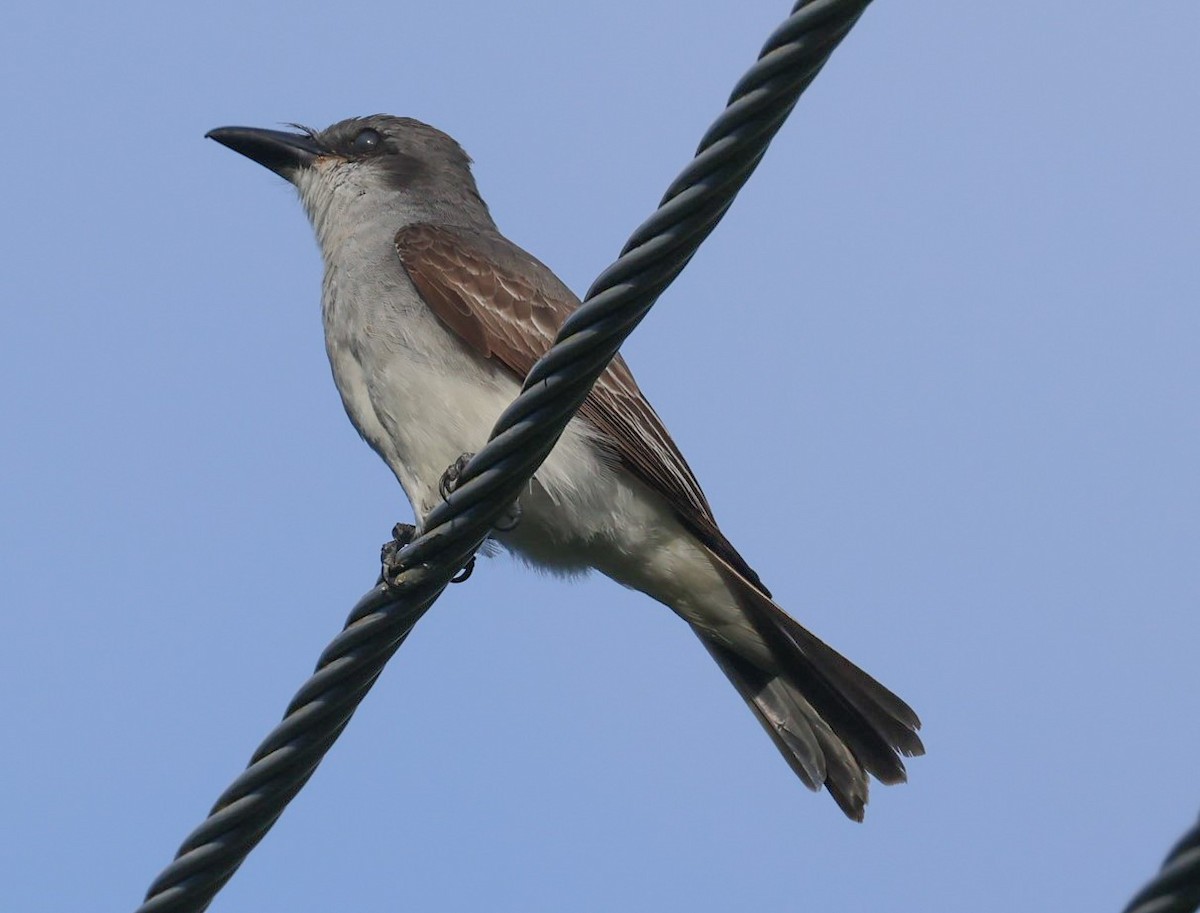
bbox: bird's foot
[438,450,523,533]
[493,499,522,532]
[379,522,417,588]
[438,452,475,501]
[450,556,476,583]
[379,522,475,587]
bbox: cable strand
[1122,813,1200,913]
[135,3,874,910]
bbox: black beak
[205,126,326,179]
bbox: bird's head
[206,115,491,241]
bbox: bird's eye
[352,128,383,153]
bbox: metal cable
[1122,813,1200,913]
[136,1,873,910]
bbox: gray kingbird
[206,115,923,819]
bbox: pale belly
[323,300,771,667]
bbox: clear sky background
[2,2,1197,911]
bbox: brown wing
[395,222,767,593]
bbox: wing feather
[395,223,766,591]
[396,224,925,818]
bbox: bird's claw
[438,450,523,533]
[493,500,522,532]
[420,452,520,586]
[450,556,476,583]
[379,522,475,587]
[379,522,417,588]
[438,452,475,501]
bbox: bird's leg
[438,452,475,501]
[492,499,522,532]
[380,451,525,591]
[438,451,523,533]
[449,557,475,583]
[379,522,417,588]
[436,446,520,527]
[379,521,476,588]
[379,456,484,589]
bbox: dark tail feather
[770,606,925,760]
[701,639,872,820]
[702,549,924,819]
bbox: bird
[206,114,923,819]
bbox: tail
[700,548,924,821]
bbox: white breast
[298,165,749,649]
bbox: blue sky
[2,2,1198,911]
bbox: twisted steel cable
[136,1,873,910]
[1122,813,1200,913]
